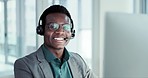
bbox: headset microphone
[64,37,73,41]
[64,30,75,40]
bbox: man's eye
[49,23,59,30]
[63,24,71,31]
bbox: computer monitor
[103,12,148,78]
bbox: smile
[53,38,64,40]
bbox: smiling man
[14,5,97,78]
[44,13,72,59]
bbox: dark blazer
[14,46,97,78]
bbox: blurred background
[0,0,148,78]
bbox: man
[14,5,97,78]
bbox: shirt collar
[41,44,70,63]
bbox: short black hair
[38,5,74,31]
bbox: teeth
[54,38,64,40]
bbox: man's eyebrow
[46,22,55,25]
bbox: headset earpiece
[71,30,75,38]
[36,25,44,35]
[36,16,44,36]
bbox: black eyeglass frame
[46,22,72,32]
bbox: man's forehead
[46,13,70,19]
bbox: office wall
[92,0,134,77]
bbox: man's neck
[44,44,64,59]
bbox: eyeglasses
[46,22,71,32]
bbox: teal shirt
[42,45,72,78]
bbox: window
[0,0,36,77]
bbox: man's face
[44,13,72,50]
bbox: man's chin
[50,45,64,50]
[54,47,63,50]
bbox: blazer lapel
[39,61,54,78]
[68,57,81,78]
[36,47,54,78]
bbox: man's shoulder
[15,47,43,65]
[69,52,81,58]
[15,51,37,64]
[69,52,86,64]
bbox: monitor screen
[103,12,148,78]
